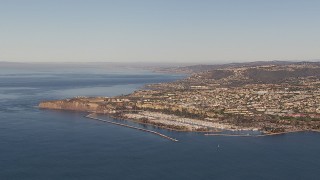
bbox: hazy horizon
[1,59,320,64]
[1,0,320,63]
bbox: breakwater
[85,114,178,142]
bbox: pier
[85,114,178,142]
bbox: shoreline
[204,130,319,137]
[40,107,320,136]
[40,107,320,138]
[93,112,320,138]
[89,112,320,137]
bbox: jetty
[85,114,178,142]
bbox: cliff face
[39,100,101,112]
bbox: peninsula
[39,61,320,134]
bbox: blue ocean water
[0,68,320,180]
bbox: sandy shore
[204,130,319,137]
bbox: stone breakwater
[86,114,178,142]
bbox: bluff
[39,99,106,113]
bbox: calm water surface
[0,68,319,180]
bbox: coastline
[204,130,319,137]
[39,103,320,138]
[38,63,320,136]
[39,96,320,135]
[97,111,320,137]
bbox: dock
[85,114,178,142]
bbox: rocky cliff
[39,99,111,113]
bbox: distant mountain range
[155,60,320,73]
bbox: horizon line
[1,59,320,65]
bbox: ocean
[0,67,320,180]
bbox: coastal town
[39,62,320,134]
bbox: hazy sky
[1,0,319,63]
